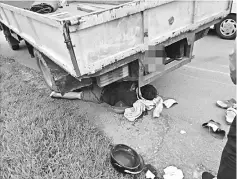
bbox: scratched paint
[148,1,193,41]
[69,0,229,76]
[70,12,143,75]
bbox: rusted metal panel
[69,11,144,75]
[66,0,174,28]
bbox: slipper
[163,99,178,108]
[50,91,62,99]
[202,120,226,139]
[216,98,236,109]
[226,108,237,125]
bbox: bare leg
[50,91,82,100]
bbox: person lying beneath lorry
[50,81,158,111]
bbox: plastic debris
[144,164,158,179]
[163,166,184,179]
[163,99,178,108]
[180,130,186,134]
[146,170,156,179]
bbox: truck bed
[0,0,131,18]
[53,1,119,18]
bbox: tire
[6,37,20,50]
[10,44,20,50]
[216,14,236,40]
[35,50,56,91]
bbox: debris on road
[146,170,156,179]
[163,99,178,108]
[163,166,184,179]
[124,96,177,121]
[144,164,158,179]
[180,130,186,134]
[202,120,226,139]
[226,107,237,125]
[216,98,236,109]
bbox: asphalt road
[0,30,236,178]
[150,31,236,177]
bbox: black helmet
[110,144,145,174]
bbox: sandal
[216,98,236,109]
[202,120,226,139]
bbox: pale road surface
[0,30,236,178]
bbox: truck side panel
[0,3,77,77]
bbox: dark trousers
[217,118,236,179]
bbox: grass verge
[0,56,144,179]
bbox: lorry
[0,0,234,95]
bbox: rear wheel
[35,50,56,91]
[9,43,20,50]
[1,24,20,50]
[216,14,236,40]
[5,34,20,50]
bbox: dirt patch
[101,113,170,156]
